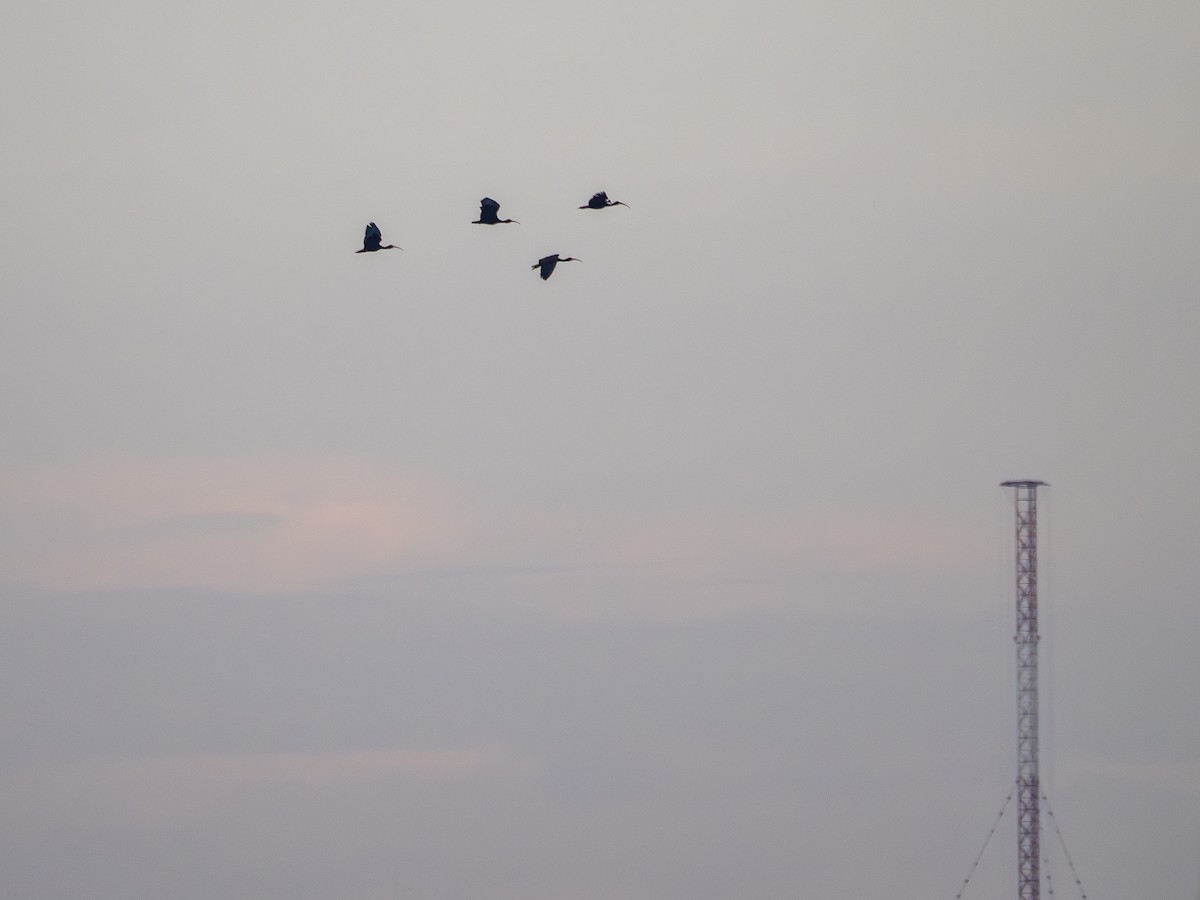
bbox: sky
[1,1,1198,898]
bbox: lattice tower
[1001,480,1047,900]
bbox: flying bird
[473,197,519,224]
[355,222,401,253]
[533,254,580,280]
[579,191,628,210]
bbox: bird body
[579,191,628,210]
[473,197,519,224]
[355,222,401,252]
[533,254,580,280]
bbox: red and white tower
[1001,480,1048,900]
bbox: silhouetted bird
[533,254,580,280]
[355,223,401,253]
[473,197,519,224]
[579,191,628,210]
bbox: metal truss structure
[1001,480,1048,900]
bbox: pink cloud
[0,456,464,593]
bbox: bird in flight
[473,197,519,224]
[579,191,629,210]
[533,254,581,280]
[355,223,401,253]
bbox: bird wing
[592,192,609,204]
[537,255,558,280]
[476,197,501,223]
[363,222,382,250]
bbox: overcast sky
[2,1,1198,898]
